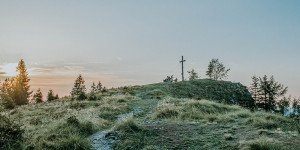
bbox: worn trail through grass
[89,98,158,150]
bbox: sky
[0,0,300,98]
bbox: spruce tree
[47,89,55,101]
[277,96,290,115]
[71,74,86,100]
[292,98,300,116]
[91,82,96,92]
[1,78,12,95]
[12,59,32,105]
[96,81,102,92]
[250,76,260,108]
[33,88,43,103]
[257,75,288,111]
[188,69,199,80]
[54,94,59,100]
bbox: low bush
[88,91,99,101]
[0,114,24,149]
[0,94,15,109]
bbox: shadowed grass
[111,118,157,150]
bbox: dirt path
[89,98,158,150]
[88,109,143,150]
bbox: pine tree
[188,69,199,80]
[1,78,12,95]
[257,75,288,112]
[54,94,59,100]
[47,89,55,101]
[206,58,230,80]
[277,96,290,115]
[11,59,32,105]
[91,82,96,92]
[258,75,269,110]
[33,88,43,103]
[71,74,86,100]
[250,76,260,108]
[291,98,300,116]
[96,81,102,92]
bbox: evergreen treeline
[250,75,300,116]
[70,74,104,100]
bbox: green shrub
[77,91,87,100]
[0,94,15,109]
[0,114,23,149]
[88,91,98,101]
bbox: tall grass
[0,94,140,149]
[153,97,300,133]
[240,136,286,150]
[111,118,156,150]
[153,97,242,123]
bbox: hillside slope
[1,80,299,150]
[112,79,254,108]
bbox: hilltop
[1,79,300,150]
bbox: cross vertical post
[179,56,186,81]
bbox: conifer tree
[47,89,55,101]
[91,82,96,92]
[292,98,300,116]
[250,76,260,107]
[277,96,290,115]
[96,81,102,92]
[188,69,199,80]
[256,75,288,111]
[11,59,32,105]
[1,78,12,95]
[33,88,43,103]
[54,94,59,100]
[71,74,86,100]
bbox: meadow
[1,79,300,150]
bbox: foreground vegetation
[0,95,139,149]
[111,97,300,150]
[1,79,300,150]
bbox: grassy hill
[110,79,254,108]
[1,79,300,150]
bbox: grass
[0,94,140,149]
[111,118,157,150]
[112,79,254,108]
[149,97,300,149]
[153,97,241,123]
[240,136,286,150]
[1,79,300,149]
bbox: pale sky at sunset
[0,0,300,97]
